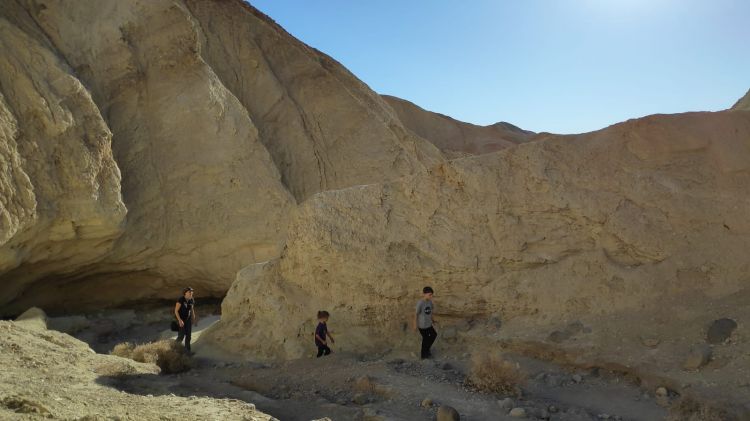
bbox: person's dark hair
[423,286,434,294]
[183,287,194,295]
[317,310,330,319]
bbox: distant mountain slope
[383,94,534,158]
[732,89,750,111]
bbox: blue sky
[250,1,749,134]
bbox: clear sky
[250,1,749,134]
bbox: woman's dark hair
[317,310,330,319]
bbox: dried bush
[667,397,738,421]
[111,340,192,374]
[465,353,526,396]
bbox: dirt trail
[61,307,667,421]
[43,306,746,420]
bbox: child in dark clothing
[314,310,335,357]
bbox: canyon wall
[0,0,442,315]
[203,109,750,359]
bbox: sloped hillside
[383,95,534,157]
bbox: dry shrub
[667,397,741,421]
[465,353,526,396]
[111,340,192,374]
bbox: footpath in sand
[5,304,747,420]
[42,307,672,421]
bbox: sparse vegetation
[111,340,192,374]
[667,397,738,421]
[465,353,526,397]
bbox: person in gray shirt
[413,286,437,359]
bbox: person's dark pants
[419,326,437,359]
[316,344,331,358]
[176,319,192,352]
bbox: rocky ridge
[382,95,534,158]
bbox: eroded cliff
[0,0,443,314]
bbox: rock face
[183,1,442,201]
[203,109,750,360]
[0,5,126,309]
[383,95,534,158]
[0,0,441,315]
[1,2,749,389]
[732,89,750,111]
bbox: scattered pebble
[421,398,433,408]
[572,374,583,383]
[498,397,514,410]
[352,393,369,405]
[436,405,460,421]
[683,344,712,370]
[707,318,738,344]
[509,407,526,418]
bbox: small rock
[421,398,433,408]
[498,398,514,410]
[548,405,559,413]
[547,330,569,343]
[683,344,712,370]
[572,374,583,383]
[707,318,738,344]
[545,374,563,387]
[352,393,369,405]
[509,407,527,418]
[565,321,584,335]
[456,320,472,332]
[597,414,611,420]
[526,408,546,419]
[640,336,661,348]
[363,407,386,421]
[442,327,458,342]
[354,375,376,392]
[441,362,454,371]
[655,387,668,397]
[488,315,502,329]
[436,405,460,421]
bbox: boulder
[683,344,713,370]
[706,318,738,344]
[436,405,460,421]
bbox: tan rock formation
[7,0,296,313]
[183,1,442,201]
[202,109,750,360]
[383,95,534,158]
[0,0,442,314]
[732,89,750,111]
[0,5,125,309]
